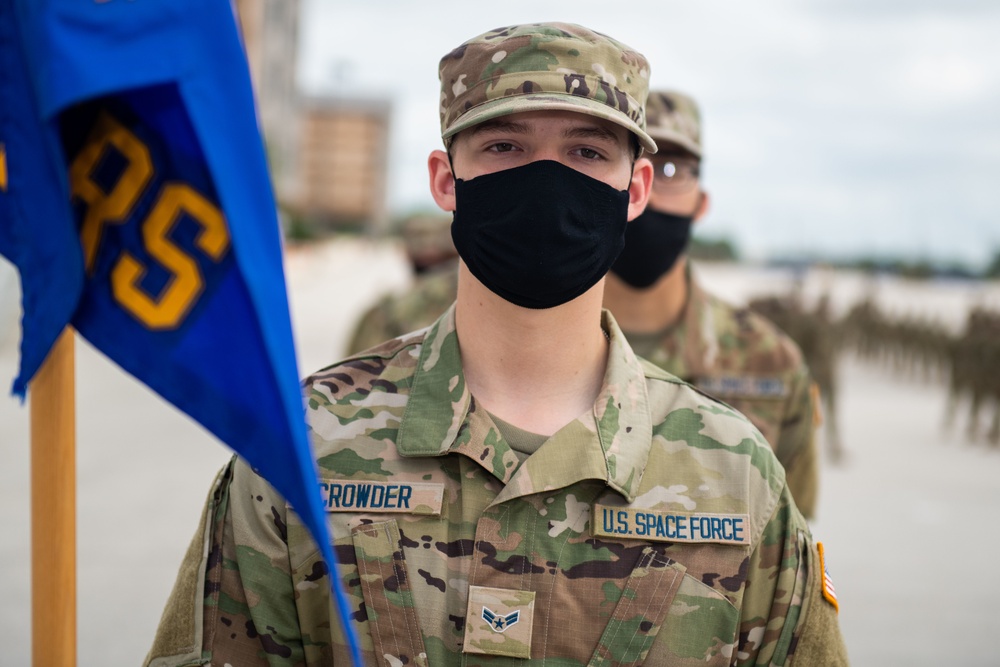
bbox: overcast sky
[297,0,1000,267]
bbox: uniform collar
[397,305,653,503]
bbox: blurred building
[232,0,391,236]
[232,0,301,201]
[293,95,392,234]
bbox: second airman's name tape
[593,504,750,545]
[697,375,786,398]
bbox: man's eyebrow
[466,118,626,148]
[468,120,530,137]
[562,124,623,144]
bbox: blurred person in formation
[346,213,459,355]
[747,290,849,464]
[799,294,847,462]
[603,90,823,519]
[147,24,847,665]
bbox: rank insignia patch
[464,585,535,658]
[482,606,520,633]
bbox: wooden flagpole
[30,326,76,667]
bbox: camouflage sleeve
[735,483,848,666]
[145,457,307,667]
[773,367,819,520]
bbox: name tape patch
[593,504,751,546]
[320,480,444,515]
[697,375,787,399]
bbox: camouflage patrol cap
[645,90,702,158]
[401,213,457,270]
[438,23,657,153]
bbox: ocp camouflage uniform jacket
[146,306,847,667]
[627,270,820,519]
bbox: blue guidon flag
[0,0,360,662]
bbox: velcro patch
[817,542,839,612]
[463,586,535,659]
[810,382,824,428]
[319,480,444,515]
[593,504,750,546]
[697,375,787,399]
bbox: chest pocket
[351,520,428,667]
[352,522,686,666]
[586,547,686,667]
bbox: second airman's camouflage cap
[401,213,457,270]
[438,23,656,153]
[645,90,702,158]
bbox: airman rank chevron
[482,607,520,633]
[697,375,787,399]
[592,504,751,546]
[319,480,444,515]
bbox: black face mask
[451,160,631,309]
[609,206,695,289]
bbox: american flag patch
[817,542,839,612]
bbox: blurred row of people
[752,292,1000,449]
[842,300,1000,445]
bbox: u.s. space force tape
[592,504,751,545]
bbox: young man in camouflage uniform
[146,24,847,666]
[604,90,822,519]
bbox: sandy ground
[2,238,999,666]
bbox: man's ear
[428,149,456,212]
[694,190,711,223]
[626,157,654,222]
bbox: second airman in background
[603,91,823,518]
